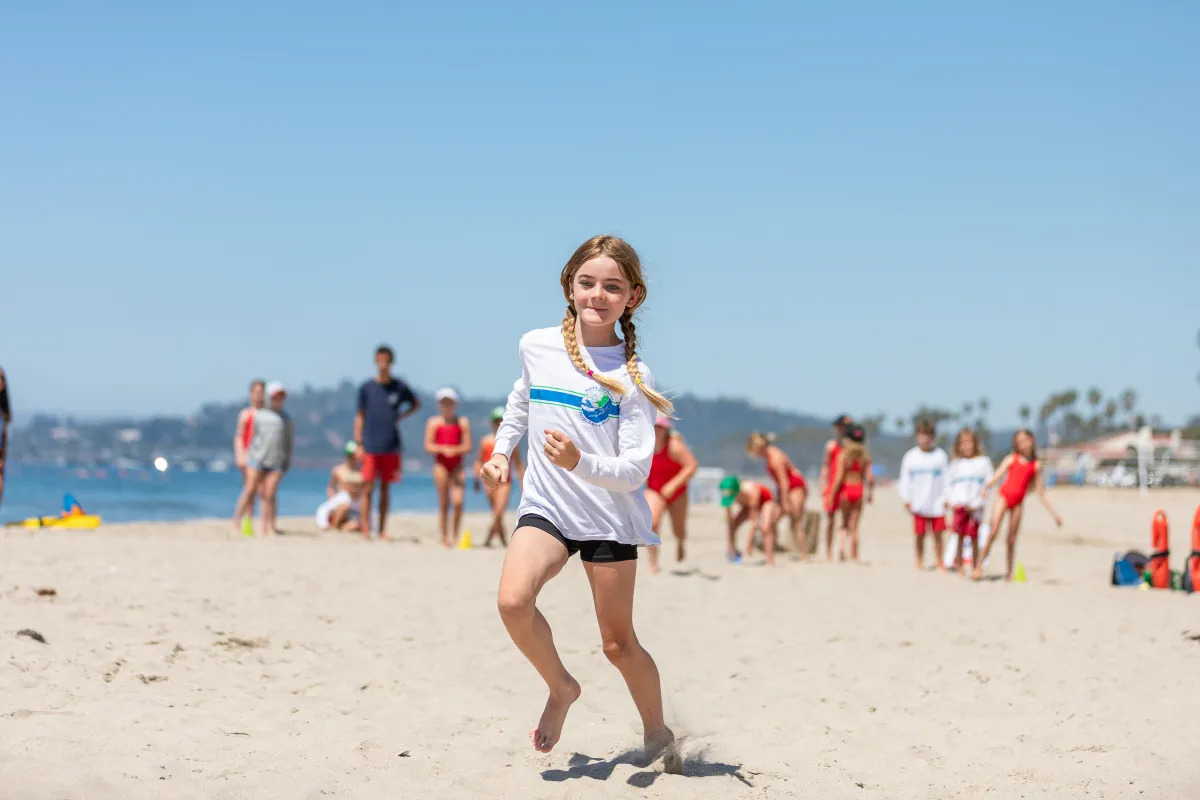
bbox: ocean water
[0,465,512,525]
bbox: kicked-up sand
[2,486,1199,799]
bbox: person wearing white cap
[233,381,293,536]
[424,387,472,547]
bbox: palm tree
[1104,400,1118,431]
[1087,387,1103,411]
[978,397,990,417]
[1120,388,1138,428]
[894,417,906,432]
[1019,405,1031,425]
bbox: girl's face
[270,392,286,410]
[250,383,265,408]
[1016,432,1034,458]
[438,398,457,417]
[960,437,977,458]
[571,256,638,329]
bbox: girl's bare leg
[761,503,781,566]
[584,558,681,772]
[954,533,966,574]
[932,524,946,572]
[645,489,667,574]
[260,471,283,535]
[486,484,512,546]
[914,528,926,570]
[233,469,263,533]
[666,493,688,563]
[788,487,808,559]
[974,504,1008,580]
[825,507,837,560]
[497,527,576,753]
[433,464,451,547]
[847,504,862,561]
[449,468,465,545]
[727,507,748,559]
[1005,504,1025,581]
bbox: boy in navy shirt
[354,345,420,538]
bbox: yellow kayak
[17,514,103,530]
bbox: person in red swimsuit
[746,431,811,560]
[644,416,699,574]
[424,387,473,548]
[828,423,873,562]
[973,428,1063,581]
[818,415,851,560]
[719,475,782,566]
[474,406,525,547]
[232,379,265,529]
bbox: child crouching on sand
[898,420,948,571]
[719,475,782,565]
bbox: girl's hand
[480,454,509,489]
[1055,514,1064,528]
[543,429,581,471]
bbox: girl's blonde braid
[619,314,675,416]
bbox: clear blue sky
[3,2,1197,427]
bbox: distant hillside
[9,381,943,476]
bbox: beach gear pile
[1111,505,1199,593]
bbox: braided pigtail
[619,313,675,416]
[561,308,628,399]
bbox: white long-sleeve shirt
[898,446,949,518]
[493,326,659,546]
[943,455,994,510]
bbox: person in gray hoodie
[233,381,294,536]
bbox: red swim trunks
[361,452,401,484]
[839,483,864,505]
[912,514,946,536]
[950,506,981,540]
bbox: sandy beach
[3,487,1199,799]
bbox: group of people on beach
[899,420,1063,581]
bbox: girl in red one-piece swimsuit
[644,416,698,573]
[425,388,473,548]
[828,423,874,562]
[973,428,1063,581]
[747,431,811,560]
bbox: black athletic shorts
[518,514,638,563]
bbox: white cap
[266,381,286,397]
[434,387,459,404]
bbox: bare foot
[971,566,983,581]
[645,727,682,774]
[530,679,581,753]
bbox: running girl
[828,423,873,562]
[232,379,265,530]
[973,429,1063,581]
[645,416,698,573]
[898,420,949,571]
[474,406,526,547]
[746,431,810,560]
[478,234,679,769]
[818,414,851,560]
[425,387,473,548]
[719,475,782,565]
[943,428,993,575]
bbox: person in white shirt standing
[479,235,681,771]
[898,420,950,571]
[943,428,994,575]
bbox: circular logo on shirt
[580,386,616,425]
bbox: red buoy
[1149,510,1171,589]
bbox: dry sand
[3,487,1199,799]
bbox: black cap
[847,424,865,443]
[833,414,851,428]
